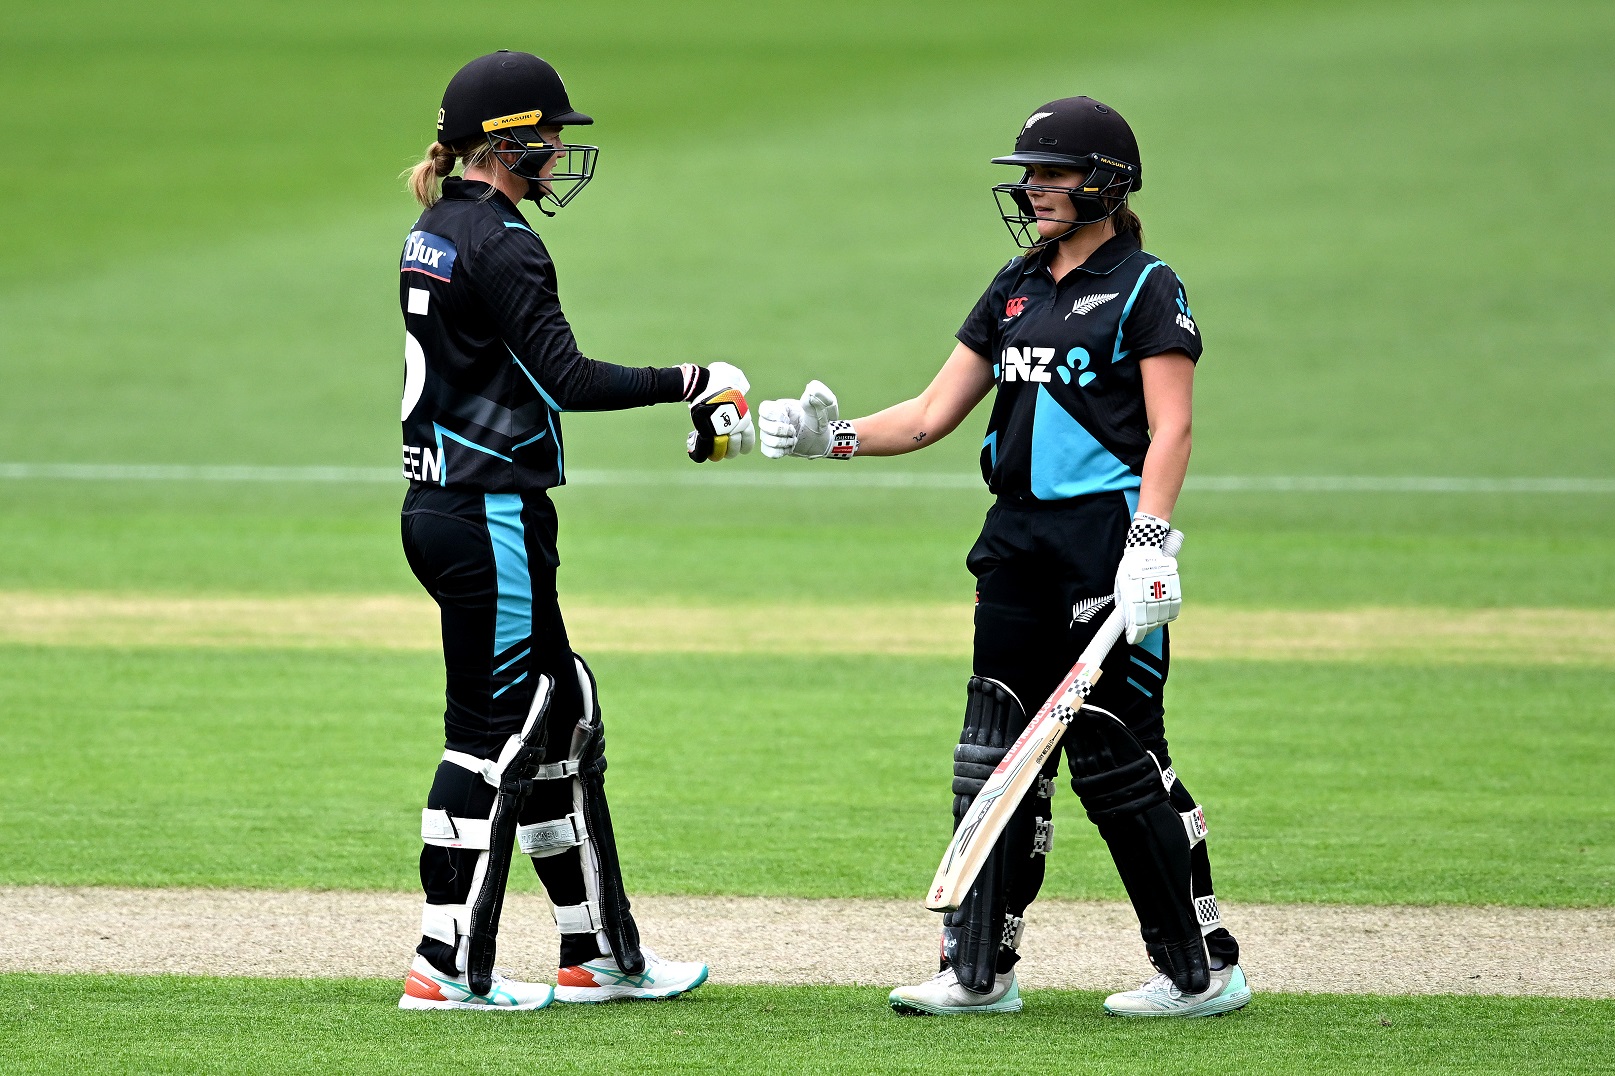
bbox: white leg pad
[421,808,493,849]
[553,900,605,935]
[517,812,587,857]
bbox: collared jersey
[399,178,686,493]
[957,232,1202,503]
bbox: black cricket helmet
[991,96,1141,246]
[437,50,598,209]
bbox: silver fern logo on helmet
[1021,112,1054,131]
[1065,293,1118,319]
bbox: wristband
[825,420,858,460]
[1124,512,1171,550]
[679,363,709,402]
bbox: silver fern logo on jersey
[1065,292,1118,319]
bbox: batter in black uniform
[758,97,1249,1017]
[395,51,753,1012]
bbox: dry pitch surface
[10,887,1612,998]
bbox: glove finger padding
[757,399,803,459]
[801,381,839,426]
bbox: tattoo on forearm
[913,432,927,442]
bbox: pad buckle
[517,812,587,857]
[553,900,605,935]
[1031,818,1054,857]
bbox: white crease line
[1,462,1612,493]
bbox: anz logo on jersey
[998,345,1100,389]
[998,346,1055,383]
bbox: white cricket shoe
[398,954,554,1011]
[554,947,709,1002]
[1103,964,1250,1017]
[888,967,1023,1015]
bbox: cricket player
[395,50,753,1010]
[757,97,1248,1017]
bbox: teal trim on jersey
[1029,385,1139,501]
[483,493,532,660]
[492,671,529,699]
[1126,676,1154,698]
[505,345,566,412]
[433,425,447,486]
[1129,654,1161,677]
[493,648,532,676]
[548,411,563,481]
[502,221,538,236]
[511,429,547,451]
[1111,259,1165,364]
[983,430,998,470]
[433,423,513,462]
[1124,487,1140,515]
[1139,627,1164,657]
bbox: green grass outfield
[3,1,1614,1070]
[3,647,1609,904]
[3,978,1611,1075]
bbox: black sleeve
[955,260,1019,358]
[1121,265,1203,363]
[471,227,687,410]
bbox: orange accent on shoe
[557,965,597,988]
[405,970,448,1001]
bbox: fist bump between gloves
[758,381,857,460]
[684,361,755,463]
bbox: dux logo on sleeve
[401,231,458,282]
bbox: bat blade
[923,605,1125,913]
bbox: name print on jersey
[401,230,458,282]
[402,444,443,483]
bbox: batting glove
[758,381,857,460]
[684,361,755,463]
[1114,513,1184,645]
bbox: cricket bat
[924,531,1181,913]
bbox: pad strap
[421,901,470,947]
[517,812,587,857]
[421,808,493,850]
[1182,805,1208,847]
[1196,893,1223,933]
[553,900,605,935]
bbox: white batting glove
[758,381,857,460]
[684,361,755,463]
[1114,514,1184,645]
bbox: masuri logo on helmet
[438,51,599,211]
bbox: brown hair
[404,139,496,208]
[1111,200,1143,244]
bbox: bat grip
[1162,529,1185,557]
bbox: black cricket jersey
[399,178,687,493]
[957,232,1202,504]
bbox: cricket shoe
[1103,963,1250,1018]
[888,967,1023,1015]
[398,954,554,1011]
[554,947,709,1003]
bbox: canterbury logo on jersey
[401,231,457,281]
[1000,346,1056,383]
[1065,292,1118,319]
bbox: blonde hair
[405,139,496,208]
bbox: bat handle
[1162,529,1185,557]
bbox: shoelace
[1142,972,1181,998]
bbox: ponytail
[1112,199,1144,244]
[406,142,457,208]
[404,139,498,207]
